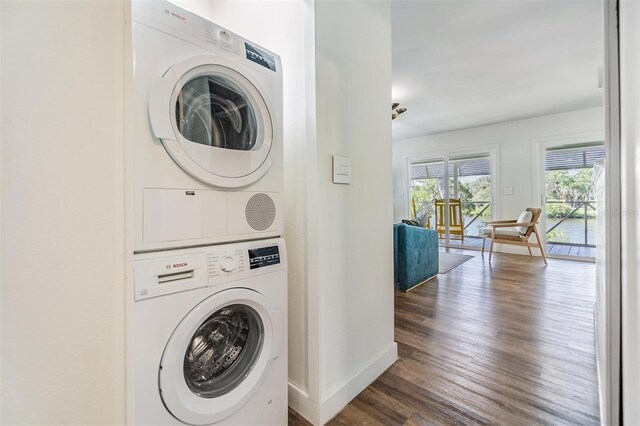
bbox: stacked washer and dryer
[130,2,287,425]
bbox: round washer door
[149,55,274,188]
[159,288,281,425]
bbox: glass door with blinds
[543,142,605,260]
[409,153,493,248]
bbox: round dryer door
[159,288,282,425]
[149,55,275,188]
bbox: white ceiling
[391,0,604,140]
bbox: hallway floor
[289,249,599,425]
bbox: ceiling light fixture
[392,103,407,120]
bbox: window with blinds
[411,156,491,179]
[545,143,605,171]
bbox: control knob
[219,256,236,272]
[219,30,232,47]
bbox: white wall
[393,107,604,252]
[1,1,125,424]
[314,1,397,423]
[619,0,640,423]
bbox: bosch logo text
[166,262,188,270]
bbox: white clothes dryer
[131,1,283,252]
[132,238,287,425]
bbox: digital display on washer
[248,246,280,269]
[245,42,276,72]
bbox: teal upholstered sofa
[393,223,439,291]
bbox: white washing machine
[131,1,284,252]
[132,238,287,425]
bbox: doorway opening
[543,142,605,261]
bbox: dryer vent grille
[245,193,276,231]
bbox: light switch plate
[332,155,351,184]
[503,186,514,195]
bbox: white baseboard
[287,343,398,425]
[319,342,398,425]
[288,381,320,425]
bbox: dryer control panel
[133,238,286,301]
[133,0,279,71]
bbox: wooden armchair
[435,198,464,244]
[481,207,547,265]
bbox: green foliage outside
[547,229,570,243]
[545,167,597,245]
[457,176,491,219]
[410,178,441,217]
[410,176,492,230]
[545,168,596,219]
[546,203,596,219]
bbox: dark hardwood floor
[289,249,599,425]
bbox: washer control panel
[205,239,284,286]
[207,248,247,278]
[134,238,286,300]
[248,245,281,269]
[219,255,236,272]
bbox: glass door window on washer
[183,304,264,398]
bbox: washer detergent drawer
[134,252,207,300]
[143,188,228,243]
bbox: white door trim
[603,0,621,423]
